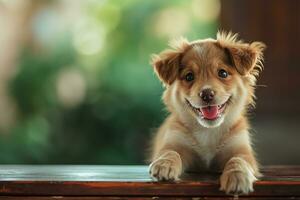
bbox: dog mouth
[186,98,230,120]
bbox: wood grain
[0,165,299,197]
[0,197,299,200]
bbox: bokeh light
[153,7,191,39]
[191,0,220,23]
[72,18,106,55]
[56,68,86,108]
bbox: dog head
[151,32,265,128]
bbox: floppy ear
[151,38,190,85]
[217,31,266,75]
[151,51,181,85]
[225,42,266,75]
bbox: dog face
[152,32,265,128]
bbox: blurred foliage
[0,0,217,164]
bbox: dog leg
[217,130,259,195]
[220,156,257,194]
[149,150,182,181]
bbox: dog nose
[200,89,215,103]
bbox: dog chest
[192,129,222,167]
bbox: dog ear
[151,38,189,85]
[217,31,266,75]
[151,51,181,85]
[225,42,266,75]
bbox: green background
[0,0,218,164]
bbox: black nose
[200,89,215,103]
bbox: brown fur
[149,31,265,195]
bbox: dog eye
[185,72,194,82]
[218,69,228,78]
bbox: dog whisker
[255,84,267,88]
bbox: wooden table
[0,165,299,199]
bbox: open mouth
[186,99,230,121]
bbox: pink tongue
[200,106,218,120]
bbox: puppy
[148,31,265,194]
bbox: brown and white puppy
[149,31,265,194]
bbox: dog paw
[149,151,182,181]
[220,157,257,194]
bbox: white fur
[225,78,248,125]
[171,82,179,108]
[227,131,250,148]
[164,130,191,147]
[193,45,204,55]
[201,85,212,90]
[163,126,225,168]
[191,127,223,167]
[220,157,257,194]
[149,151,182,181]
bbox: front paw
[220,157,257,194]
[149,151,182,181]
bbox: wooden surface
[0,165,299,199]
